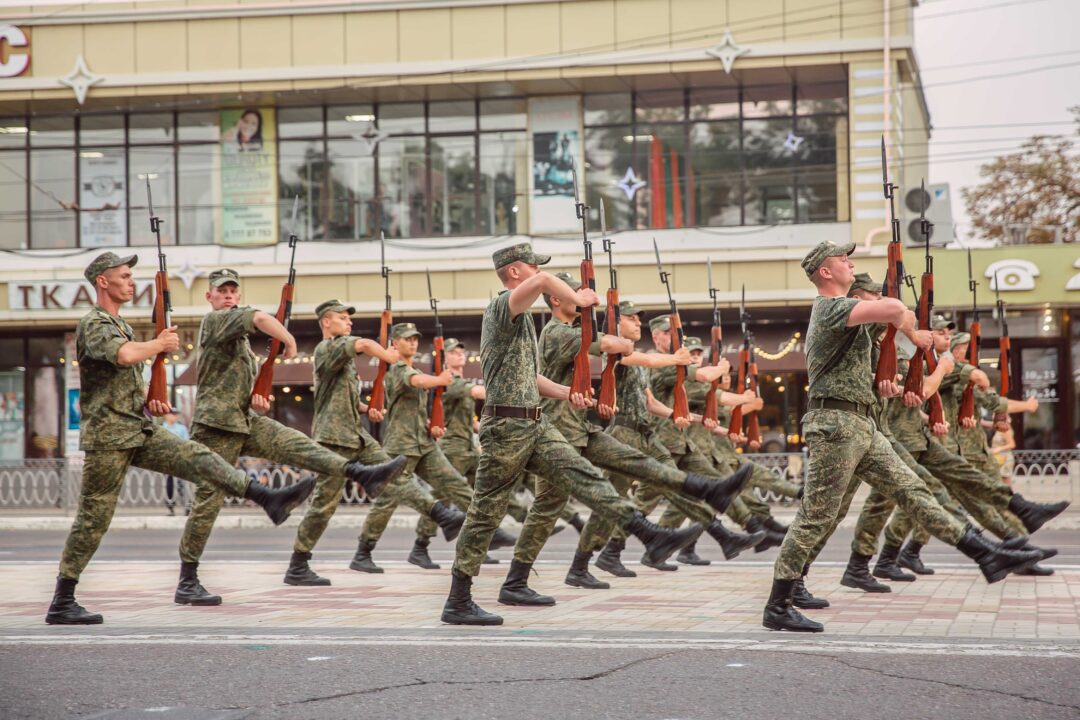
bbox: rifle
[570,164,597,402]
[145,178,171,414]
[597,198,620,419]
[727,286,755,442]
[426,268,446,436]
[993,269,1011,425]
[652,238,689,423]
[251,196,300,401]
[874,137,904,391]
[958,248,980,424]
[702,257,722,426]
[368,232,392,421]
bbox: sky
[914,0,1080,243]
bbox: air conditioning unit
[903,182,952,247]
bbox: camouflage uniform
[773,295,966,581]
[178,306,356,563]
[452,291,638,577]
[60,304,251,580]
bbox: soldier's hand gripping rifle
[993,269,1011,427]
[958,248,980,424]
[874,137,905,392]
[251,196,300,402]
[597,198,620,420]
[570,165,598,403]
[368,232,393,422]
[702,257,723,426]
[426,268,446,437]
[652,239,690,423]
[145,178,172,415]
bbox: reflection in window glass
[378,136,427,237]
[479,99,526,131]
[29,149,76,248]
[129,146,176,246]
[742,118,794,224]
[743,84,793,118]
[79,115,124,145]
[327,105,375,137]
[0,366,25,460]
[690,87,739,121]
[429,101,476,133]
[0,151,27,249]
[635,125,686,229]
[479,132,528,235]
[177,112,219,142]
[794,115,838,223]
[0,117,29,148]
[279,140,328,241]
[326,138,375,241]
[179,145,219,245]
[129,114,175,144]
[635,90,685,123]
[379,103,425,135]
[79,147,127,248]
[797,81,848,115]
[584,94,631,126]
[688,122,740,227]
[584,125,633,230]
[278,107,323,139]
[430,135,476,236]
[30,116,74,147]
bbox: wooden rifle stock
[597,286,619,418]
[703,325,722,425]
[958,319,980,423]
[251,282,293,399]
[746,359,761,446]
[147,270,170,409]
[669,312,690,422]
[874,239,903,387]
[369,309,391,414]
[428,335,445,435]
[727,347,749,437]
[571,255,597,400]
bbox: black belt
[611,417,654,436]
[808,398,872,417]
[481,404,543,421]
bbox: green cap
[649,315,671,332]
[801,240,856,277]
[950,332,971,350]
[444,338,465,353]
[208,268,241,287]
[315,299,355,319]
[553,271,581,291]
[848,272,882,296]
[84,251,138,284]
[684,336,704,351]
[392,322,422,339]
[616,300,644,317]
[932,314,956,331]
[492,242,551,270]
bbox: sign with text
[0,25,30,78]
[9,281,154,311]
[219,108,278,246]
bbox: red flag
[650,135,666,228]
[686,162,695,226]
[670,149,683,229]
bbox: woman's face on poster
[238,112,260,142]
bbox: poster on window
[64,332,81,456]
[0,370,24,461]
[529,97,583,234]
[219,108,278,246]
[79,148,127,248]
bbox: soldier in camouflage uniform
[287,301,466,585]
[441,243,703,626]
[174,271,407,606]
[763,242,1042,633]
[47,253,316,625]
[495,286,754,606]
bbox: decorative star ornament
[172,258,205,291]
[783,132,805,152]
[706,31,748,75]
[59,55,103,105]
[615,167,647,201]
[354,122,389,154]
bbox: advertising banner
[79,148,127,248]
[220,108,278,246]
[528,96,583,234]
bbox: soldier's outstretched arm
[848,297,930,352]
[253,311,297,358]
[353,337,399,364]
[116,326,178,366]
[620,347,690,368]
[537,374,594,410]
[508,271,598,318]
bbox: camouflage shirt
[649,362,701,454]
[192,306,258,434]
[957,386,1007,458]
[312,335,363,449]
[806,296,874,406]
[887,358,930,452]
[538,318,599,448]
[611,362,654,430]
[75,305,152,450]
[382,361,435,457]
[440,375,477,457]
[940,360,975,452]
[480,291,539,408]
[685,375,721,457]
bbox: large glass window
[326,138,375,241]
[479,131,528,235]
[29,149,76,248]
[0,151,27,249]
[128,146,176,246]
[178,145,219,246]
[430,135,476,236]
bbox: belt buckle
[531,406,542,421]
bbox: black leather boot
[45,577,103,625]
[488,527,518,551]
[349,538,383,573]
[499,559,556,606]
[873,543,916,582]
[677,541,711,566]
[1007,494,1070,535]
[746,516,784,553]
[682,464,753,514]
[174,560,223,605]
[762,578,824,633]
[898,541,935,575]
[956,525,1042,583]
[706,519,766,560]
[284,551,331,586]
[1002,534,1058,561]
[429,501,466,542]
[565,551,611,589]
[595,538,637,577]
[841,552,891,593]
[567,513,586,534]
[244,477,316,525]
[625,511,702,567]
[407,538,440,570]
[1015,564,1054,576]
[441,570,503,625]
[791,566,829,609]
[344,455,407,500]
[764,517,789,534]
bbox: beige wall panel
[240,80,288,92]
[783,0,841,40]
[291,78,346,91]
[841,0,883,39]
[133,85,178,96]
[451,6,505,60]
[239,16,291,68]
[505,4,560,58]
[398,8,452,63]
[615,0,669,49]
[728,0,783,43]
[344,274,383,305]
[451,270,500,300]
[670,0,725,44]
[561,0,614,54]
[561,65,617,80]
[450,71,507,84]
[87,86,133,99]
[293,14,345,66]
[28,25,83,77]
[135,21,188,74]
[187,19,239,71]
[31,89,76,101]
[614,62,671,77]
[188,82,241,94]
[298,276,349,306]
[345,11,398,64]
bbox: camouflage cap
[950,331,971,350]
[444,337,465,353]
[392,322,422,339]
[684,336,705,351]
[208,268,241,288]
[931,314,956,331]
[492,242,551,270]
[315,299,355,319]
[801,240,856,277]
[848,272,882,296]
[616,300,644,317]
[649,314,671,332]
[553,271,581,291]
[84,251,138,284]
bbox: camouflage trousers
[452,416,635,577]
[438,449,533,534]
[178,418,349,564]
[774,409,966,581]
[362,445,472,544]
[514,426,696,564]
[61,426,249,579]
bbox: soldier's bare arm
[620,346,691,368]
[508,271,599,318]
[410,369,453,389]
[253,311,298,358]
[354,338,399,364]
[116,325,178,366]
